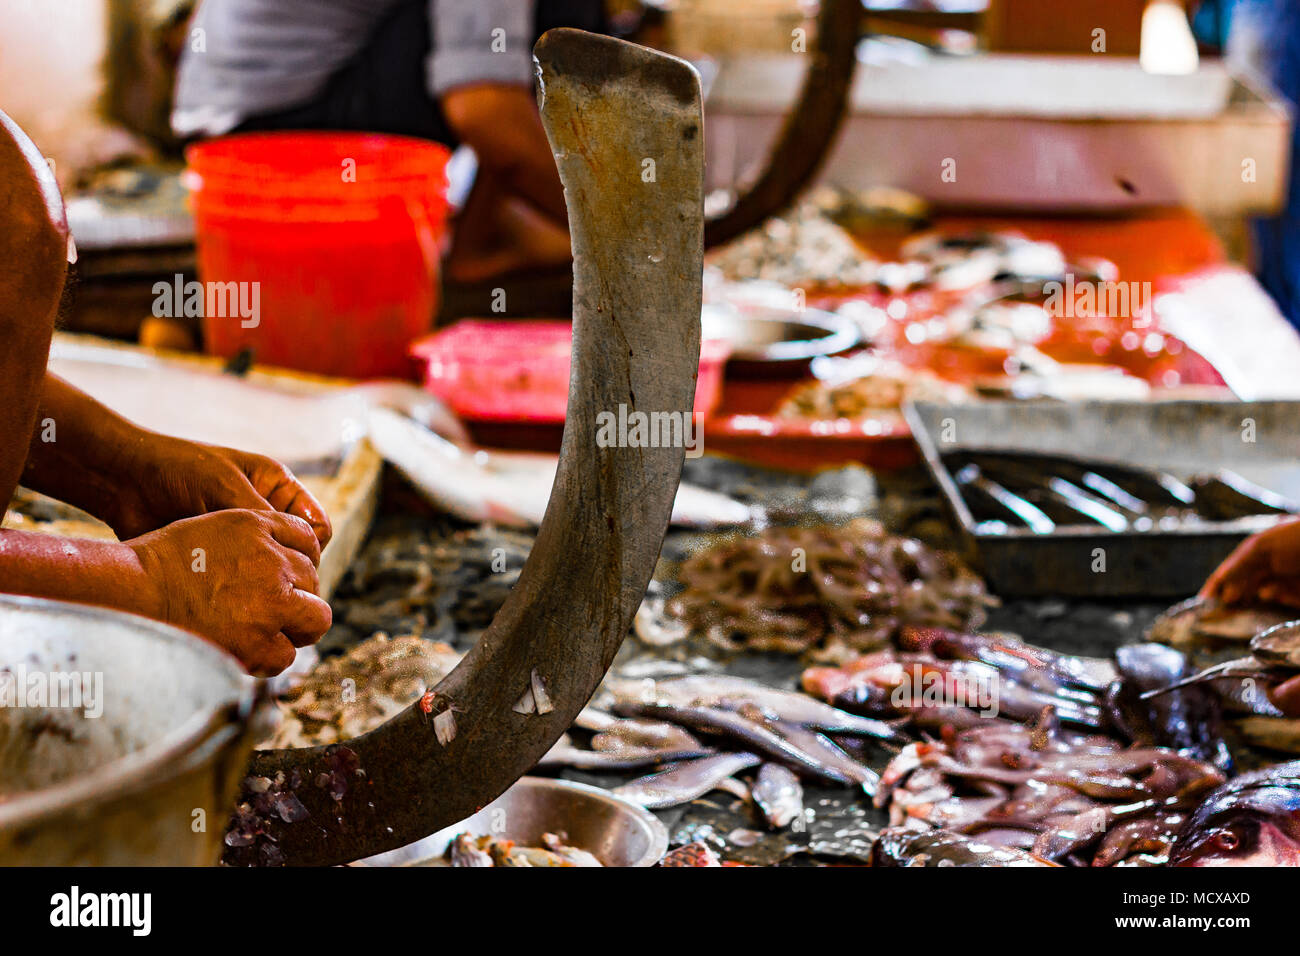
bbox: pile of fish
[794,624,1300,866]
[870,753,1300,868]
[537,673,905,830]
[704,193,880,289]
[659,520,994,657]
[259,633,462,749]
[777,357,964,423]
[802,613,1300,866]
[801,626,1117,732]
[530,616,1300,867]
[942,449,1296,535]
[806,632,1102,728]
[801,628,1237,771]
[445,832,602,867]
[874,710,1225,866]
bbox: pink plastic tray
[411,320,730,423]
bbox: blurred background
[0,0,1295,408]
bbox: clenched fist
[104,436,333,547]
[128,509,332,675]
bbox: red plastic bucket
[186,133,450,379]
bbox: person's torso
[173,0,407,136]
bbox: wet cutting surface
[320,456,1184,865]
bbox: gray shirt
[172,0,536,137]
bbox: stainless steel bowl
[359,777,669,867]
[0,595,269,865]
[702,302,861,366]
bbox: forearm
[430,0,565,220]
[444,85,568,226]
[0,529,160,619]
[0,111,69,507]
[21,373,144,521]
[486,117,568,226]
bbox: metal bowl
[359,777,668,867]
[0,595,269,865]
[702,302,860,367]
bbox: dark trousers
[236,0,608,148]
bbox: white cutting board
[47,338,368,468]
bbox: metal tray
[905,399,1300,598]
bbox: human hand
[1200,518,1300,608]
[127,509,331,675]
[105,435,332,547]
[1268,674,1300,718]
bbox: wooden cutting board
[4,334,383,600]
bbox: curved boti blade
[222,29,703,866]
[703,0,859,248]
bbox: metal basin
[702,302,860,368]
[359,777,668,867]
[0,595,268,865]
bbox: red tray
[699,211,1234,473]
[702,377,916,472]
[467,212,1240,471]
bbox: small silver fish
[752,763,804,830]
[765,718,879,795]
[535,740,714,772]
[613,752,761,809]
[615,699,885,788]
[575,708,703,752]
[607,675,906,743]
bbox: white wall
[0,0,125,180]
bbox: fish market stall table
[314,456,1239,866]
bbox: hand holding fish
[1201,518,1300,608]
[1198,523,1300,710]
